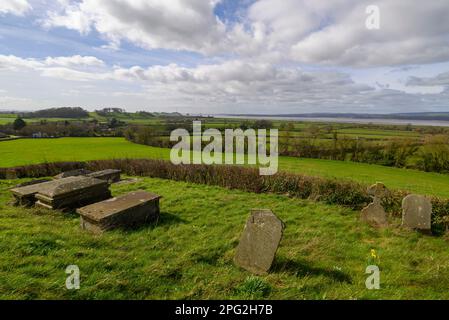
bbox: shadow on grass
[271,257,352,283]
[122,211,187,233]
[156,211,187,227]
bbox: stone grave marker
[10,179,57,206]
[234,209,285,275]
[77,190,161,234]
[35,176,111,210]
[402,194,432,231]
[87,169,121,184]
[54,169,93,179]
[361,182,389,227]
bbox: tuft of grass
[234,276,272,299]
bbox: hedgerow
[1,159,448,233]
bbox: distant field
[0,117,14,125]
[0,113,435,142]
[0,116,91,125]
[1,176,449,299]
[1,137,449,198]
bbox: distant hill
[22,107,89,119]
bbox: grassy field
[1,137,449,198]
[1,176,449,299]
[0,112,435,141]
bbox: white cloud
[249,0,449,67]
[2,1,449,113]
[40,67,106,81]
[42,0,229,54]
[0,54,106,81]
[44,55,105,67]
[0,55,42,70]
[39,0,449,68]
[0,0,31,16]
[0,95,32,108]
[2,53,448,113]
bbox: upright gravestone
[361,182,389,227]
[234,209,285,275]
[402,194,432,232]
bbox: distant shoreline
[217,114,449,127]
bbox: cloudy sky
[0,0,448,114]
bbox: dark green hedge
[1,159,448,233]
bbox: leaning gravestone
[77,190,161,234]
[234,209,285,275]
[402,194,432,232]
[361,182,389,227]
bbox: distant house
[32,132,48,138]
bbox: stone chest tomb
[77,190,161,234]
[34,176,111,210]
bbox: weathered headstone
[54,169,92,179]
[87,169,121,184]
[35,176,111,210]
[77,190,161,234]
[234,209,285,275]
[402,194,432,231]
[361,182,389,227]
[367,182,389,198]
[361,198,388,227]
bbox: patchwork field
[1,176,449,299]
[1,137,449,198]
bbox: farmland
[1,176,449,299]
[1,137,449,198]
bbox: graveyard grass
[1,176,449,299]
[1,137,449,198]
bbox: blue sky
[0,0,448,114]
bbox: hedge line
[1,159,448,233]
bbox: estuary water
[217,115,449,127]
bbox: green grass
[1,137,449,198]
[279,157,449,198]
[1,176,449,299]
[0,116,91,125]
[2,137,449,198]
[0,118,14,125]
[0,138,168,167]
